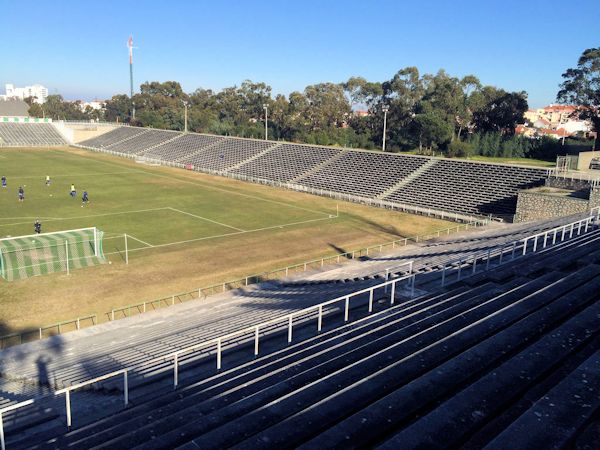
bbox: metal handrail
[108,219,486,320]
[547,168,600,183]
[3,212,598,440]
[440,214,597,287]
[0,400,35,450]
[138,271,415,387]
[0,315,97,349]
[54,369,129,429]
[0,272,415,443]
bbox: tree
[457,75,482,138]
[419,70,466,141]
[344,76,383,108]
[303,83,351,130]
[413,109,453,152]
[472,90,528,135]
[557,47,600,148]
[28,95,88,120]
[104,94,133,123]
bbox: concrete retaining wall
[515,186,600,222]
[546,177,592,192]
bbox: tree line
[27,48,599,158]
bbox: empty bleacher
[0,123,66,147]
[298,150,430,197]
[140,133,224,162]
[232,143,341,182]
[77,126,149,149]
[75,126,549,220]
[103,129,179,155]
[1,213,598,448]
[178,137,278,172]
[383,159,546,219]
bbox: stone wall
[514,188,590,222]
[546,176,592,192]
[64,124,117,143]
[590,186,600,209]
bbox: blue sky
[0,0,598,107]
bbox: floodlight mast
[183,101,189,133]
[128,35,136,120]
[382,105,389,151]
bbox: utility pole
[263,104,268,140]
[184,101,188,133]
[382,106,389,151]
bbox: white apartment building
[1,83,48,103]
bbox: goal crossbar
[0,227,104,281]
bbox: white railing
[62,120,128,127]
[0,272,414,445]
[2,211,598,443]
[0,315,97,349]
[54,369,129,429]
[142,271,415,388]
[546,168,600,185]
[0,400,34,450]
[107,221,475,321]
[440,214,598,287]
[74,144,492,224]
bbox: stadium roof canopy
[0,99,29,117]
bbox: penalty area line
[168,207,246,232]
[8,171,139,180]
[0,207,172,228]
[119,214,338,253]
[126,234,154,248]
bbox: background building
[1,83,48,103]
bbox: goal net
[0,227,105,281]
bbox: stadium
[1,3,600,449]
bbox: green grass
[0,147,455,331]
[397,150,555,167]
[463,155,555,167]
[0,148,332,253]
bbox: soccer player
[34,220,42,234]
[70,183,76,198]
[18,186,24,202]
[1,176,6,188]
[45,175,51,186]
[82,190,89,206]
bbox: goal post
[0,227,106,281]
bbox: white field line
[144,169,332,218]
[103,214,338,256]
[0,216,65,221]
[7,171,138,180]
[66,149,334,218]
[0,207,171,228]
[103,234,153,247]
[168,207,245,232]
[126,234,154,248]
[0,207,246,235]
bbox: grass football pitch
[0,147,454,332]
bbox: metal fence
[546,168,600,186]
[0,315,97,350]
[439,214,597,287]
[74,144,492,224]
[0,215,485,348]
[107,220,486,321]
[0,271,415,445]
[1,209,598,445]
